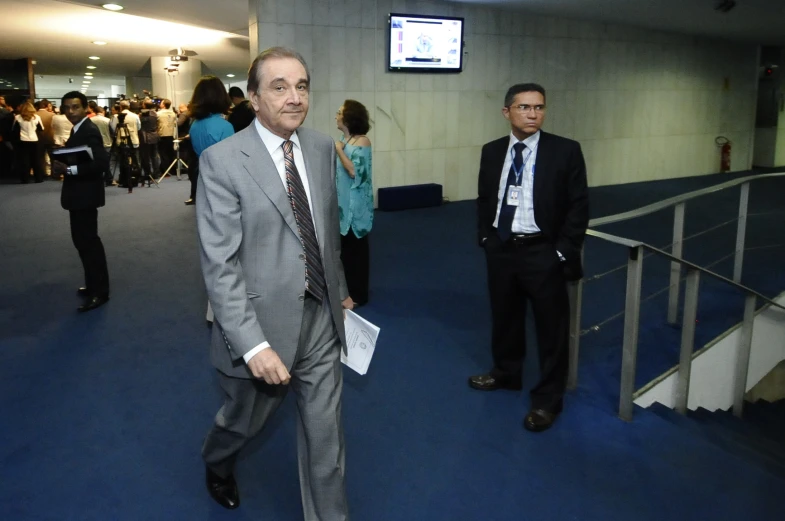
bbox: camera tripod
[157,123,188,183]
[111,121,157,193]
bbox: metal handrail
[567,172,785,422]
[586,229,785,312]
[589,172,785,227]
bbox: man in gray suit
[196,47,354,520]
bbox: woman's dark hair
[189,75,231,120]
[341,99,370,135]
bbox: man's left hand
[341,296,354,319]
[52,160,67,175]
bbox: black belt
[508,232,544,245]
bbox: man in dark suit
[470,83,589,432]
[51,91,110,312]
[196,47,353,519]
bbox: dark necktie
[282,140,326,301]
[497,142,526,241]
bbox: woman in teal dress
[335,100,373,306]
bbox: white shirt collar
[508,130,540,150]
[72,117,88,134]
[254,118,301,155]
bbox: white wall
[634,293,785,412]
[249,0,759,201]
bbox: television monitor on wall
[388,13,464,73]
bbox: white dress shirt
[243,119,316,363]
[65,117,88,176]
[493,131,541,234]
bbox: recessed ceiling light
[86,66,97,70]
[85,73,93,76]
[102,3,124,11]
[84,76,93,79]
[88,56,101,60]
[13,87,19,90]
[226,74,235,78]
[92,41,107,46]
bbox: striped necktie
[282,140,326,301]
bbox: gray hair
[247,47,310,96]
[119,100,130,110]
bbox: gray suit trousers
[202,295,348,521]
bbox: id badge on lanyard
[507,145,533,207]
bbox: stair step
[647,403,785,479]
[744,400,785,441]
[689,408,785,462]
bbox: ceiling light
[86,66,97,70]
[85,73,93,76]
[84,76,93,79]
[226,74,235,78]
[88,56,101,60]
[102,3,124,11]
[14,87,19,90]
[92,41,107,46]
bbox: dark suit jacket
[477,131,589,280]
[60,118,109,211]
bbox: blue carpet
[0,173,782,521]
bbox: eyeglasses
[509,104,546,114]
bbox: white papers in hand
[51,145,94,160]
[341,310,380,375]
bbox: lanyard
[510,143,535,185]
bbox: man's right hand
[247,348,291,385]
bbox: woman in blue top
[185,76,234,205]
[335,100,373,306]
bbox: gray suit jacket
[196,125,349,379]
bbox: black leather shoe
[468,373,522,391]
[206,468,240,510]
[523,409,558,432]
[77,287,89,297]
[77,296,109,313]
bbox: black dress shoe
[77,287,89,297]
[468,373,523,391]
[523,409,558,432]
[206,468,239,510]
[77,296,109,313]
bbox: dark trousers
[0,141,14,178]
[189,155,199,200]
[140,142,159,180]
[15,141,44,183]
[69,209,110,298]
[158,137,174,173]
[340,229,370,305]
[484,234,570,413]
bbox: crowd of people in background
[0,73,375,309]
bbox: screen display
[388,13,464,73]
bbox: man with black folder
[51,91,111,312]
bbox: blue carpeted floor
[0,172,783,521]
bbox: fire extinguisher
[715,136,731,173]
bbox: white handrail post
[675,269,700,415]
[619,245,644,422]
[668,202,686,325]
[733,294,757,418]
[733,182,750,283]
[567,278,583,391]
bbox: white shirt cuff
[68,165,78,175]
[557,250,566,262]
[243,341,270,363]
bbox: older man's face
[249,57,309,140]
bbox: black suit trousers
[340,229,370,305]
[485,234,569,413]
[69,208,109,298]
